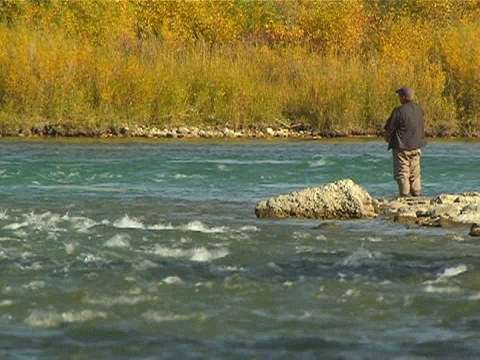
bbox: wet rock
[469,223,480,237]
[394,212,418,224]
[315,221,339,230]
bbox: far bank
[1,123,480,142]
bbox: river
[1,139,479,359]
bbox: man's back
[386,101,425,150]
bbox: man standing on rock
[383,86,426,197]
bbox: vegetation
[0,0,479,137]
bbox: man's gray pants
[393,148,422,197]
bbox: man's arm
[382,108,398,143]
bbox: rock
[469,223,480,237]
[255,179,377,220]
[394,212,418,224]
[177,126,190,135]
[264,127,275,136]
[378,193,480,227]
[316,221,339,230]
[438,215,464,228]
[255,179,480,229]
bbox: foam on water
[439,264,468,278]
[86,172,121,181]
[180,220,227,234]
[64,242,76,255]
[238,225,259,232]
[216,265,245,272]
[365,236,383,243]
[22,281,46,291]
[66,214,98,233]
[113,215,145,229]
[0,299,14,307]
[141,310,206,322]
[78,253,111,266]
[424,264,468,285]
[104,234,131,248]
[424,285,462,294]
[151,245,186,258]
[161,276,184,285]
[148,223,175,230]
[25,309,108,328]
[152,245,229,262]
[337,246,384,267]
[133,259,160,270]
[48,170,80,181]
[3,212,63,232]
[468,292,480,301]
[173,173,206,179]
[309,158,329,167]
[112,216,228,234]
[1,211,97,234]
[293,231,311,240]
[0,209,8,220]
[190,247,229,262]
[85,295,155,306]
[422,264,468,293]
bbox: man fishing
[383,86,426,197]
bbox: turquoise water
[0,139,479,359]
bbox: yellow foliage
[0,0,479,136]
[297,0,368,54]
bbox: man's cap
[396,86,414,100]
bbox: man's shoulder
[402,101,422,108]
[399,101,423,113]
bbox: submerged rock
[255,179,377,220]
[315,221,340,230]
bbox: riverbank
[1,123,364,140]
[3,123,480,140]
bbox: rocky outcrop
[254,179,377,220]
[376,193,480,227]
[255,179,480,232]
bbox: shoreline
[2,124,480,142]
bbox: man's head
[396,86,414,103]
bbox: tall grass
[0,0,479,137]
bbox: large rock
[255,179,377,220]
